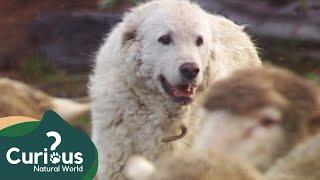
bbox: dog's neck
[129,85,190,128]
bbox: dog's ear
[122,20,139,46]
[125,155,155,180]
[121,9,145,47]
[123,29,137,43]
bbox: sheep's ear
[125,155,155,180]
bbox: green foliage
[299,0,308,12]
[98,0,142,9]
[19,55,52,79]
[74,114,91,134]
[98,0,118,9]
[304,72,319,81]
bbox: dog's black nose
[179,63,200,80]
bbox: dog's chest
[120,105,192,159]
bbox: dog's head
[121,1,212,105]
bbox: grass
[19,54,56,81]
[17,55,89,98]
[17,55,91,131]
[73,115,91,135]
[97,0,142,9]
[304,72,319,82]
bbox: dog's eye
[158,34,172,45]
[196,36,204,46]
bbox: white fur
[89,0,261,179]
[125,155,155,180]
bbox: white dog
[89,0,261,179]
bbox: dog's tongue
[173,84,195,97]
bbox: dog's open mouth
[159,75,196,105]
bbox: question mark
[46,131,61,151]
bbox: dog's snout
[179,62,200,80]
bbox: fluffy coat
[89,0,261,179]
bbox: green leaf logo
[0,110,98,180]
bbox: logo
[0,111,98,180]
[6,131,84,172]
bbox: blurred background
[0,0,319,130]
